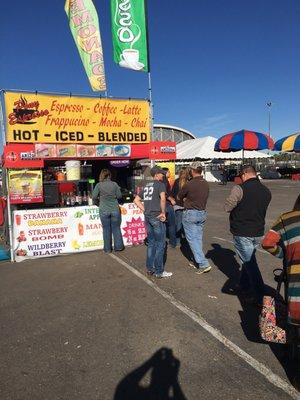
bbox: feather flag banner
[65,0,106,91]
[110,0,149,72]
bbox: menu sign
[12,206,102,261]
[12,203,146,262]
[120,202,146,245]
[8,170,43,204]
[34,143,132,158]
[5,91,150,144]
[95,144,131,157]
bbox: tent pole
[0,97,14,261]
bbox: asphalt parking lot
[0,180,299,400]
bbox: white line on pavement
[213,236,268,254]
[110,252,300,400]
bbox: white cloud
[193,113,235,133]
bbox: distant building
[153,124,196,144]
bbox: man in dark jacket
[224,165,271,304]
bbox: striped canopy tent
[214,129,274,152]
[214,129,274,163]
[274,132,300,152]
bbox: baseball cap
[150,166,166,177]
[190,161,203,169]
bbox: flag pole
[0,92,14,261]
[144,0,154,167]
[147,71,152,104]
[144,0,152,103]
[267,101,272,138]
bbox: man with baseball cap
[178,161,211,274]
[134,165,173,278]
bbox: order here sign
[4,91,151,144]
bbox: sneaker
[188,262,198,269]
[146,270,155,276]
[195,265,211,274]
[114,247,125,252]
[155,271,173,278]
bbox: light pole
[266,101,272,138]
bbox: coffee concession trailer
[0,90,176,262]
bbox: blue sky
[1,0,300,140]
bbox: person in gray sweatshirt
[92,169,124,253]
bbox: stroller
[260,264,300,361]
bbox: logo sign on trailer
[3,144,44,168]
[149,141,177,160]
[4,91,150,144]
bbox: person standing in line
[262,194,300,324]
[134,166,173,278]
[224,165,271,305]
[178,162,211,274]
[92,169,124,253]
[162,167,177,249]
[170,168,191,246]
[221,166,228,185]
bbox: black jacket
[230,178,271,237]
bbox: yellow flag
[65,0,106,91]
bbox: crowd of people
[133,163,300,325]
[92,163,300,325]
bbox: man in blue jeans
[178,162,211,274]
[134,166,173,278]
[224,165,271,305]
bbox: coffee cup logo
[120,48,144,70]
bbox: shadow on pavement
[206,243,267,343]
[113,347,187,400]
[179,238,194,264]
[206,243,300,390]
[269,342,300,390]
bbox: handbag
[259,268,287,344]
[259,296,287,344]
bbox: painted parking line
[213,236,268,254]
[110,252,300,400]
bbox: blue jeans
[166,204,177,247]
[145,215,166,275]
[182,209,209,267]
[233,236,265,301]
[175,209,184,245]
[99,211,124,252]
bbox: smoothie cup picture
[21,182,30,196]
[78,222,84,236]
